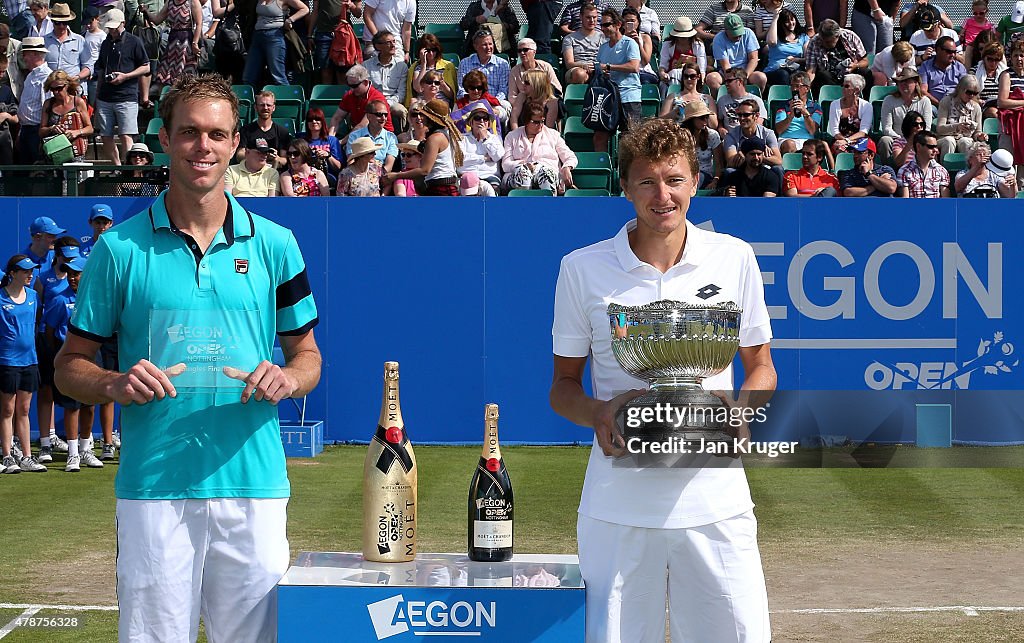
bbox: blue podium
[277,552,585,641]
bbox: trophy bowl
[608,300,742,445]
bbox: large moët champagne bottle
[363,361,417,563]
[468,403,514,562]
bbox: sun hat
[348,137,383,163]
[987,148,1014,175]
[127,142,154,162]
[20,37,48,52]
[893,67,920,82]
[670,17,697,39]
[681,100,712,123]
[101,8,125,29]
[50,3,76,21]
[397,139,422,154]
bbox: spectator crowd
[0,0,1022,199]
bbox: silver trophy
[608,300,742,445]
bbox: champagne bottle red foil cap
[485,458,501,472]
[385,426,404,443]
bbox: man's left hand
[224,361,299,404]
[711,390,752,458]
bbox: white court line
[774,606,1024,616]
[0,603,118,612]
[0,607,40,640]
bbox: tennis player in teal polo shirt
[55,74,322,643]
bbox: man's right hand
[104,359,180,405]
[592,389,646,457]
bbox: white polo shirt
[552,218,772,529]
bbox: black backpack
[582,66,620,133]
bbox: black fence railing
[0,165,169,197]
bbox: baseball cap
[90,204,113,221]
[724,14,745,37]
[58,245,81,259]
[850,138,876,154]
[1013,1,1024,24]
[65,256,87,272]
[740,137,766,153]
[987,149,1014,176]
[247,140,272,153]
[460,173,480,196]
[101,8,126,29]
[31,216,65,235]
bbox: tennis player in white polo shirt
[550,117,776,642]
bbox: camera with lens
[105,73,117,82]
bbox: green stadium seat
[666,83,681,96]
[641,84,661,117]
[572,151,613,191]
[152,152,170,167]
[442,53,460,67]
[564,188,610,196]
[563,116,594,152]
[834,152,854,172]
[143,118,163,149]
[817,84,844,104]
[564,83,587,118]
[696,189,717,196]
[497,52,511,64]
[782,152,803,170]
[508,189,553,196]
[263,84,306,122]
[766,85,792,124]
[308,84,348,122]
[941,152,966,173]
[537,53,562,74]
[868,85,897,103]
[984,117,1000,148]
[272,117,297,134]
[231,84,255,123]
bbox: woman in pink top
[500,102,577,194]
[392,140,421,196]
[961,0,994,68]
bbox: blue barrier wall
[3,196,1020,445]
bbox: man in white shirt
[361,0,415,61]
[550,116,775,642]
[364,29,409,132]
[17,36,52,163]
[27,0,54,38]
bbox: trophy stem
[651,377,703,390]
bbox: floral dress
[290,172,323,197]
[337,160,384,196]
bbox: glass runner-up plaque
[148,309,263,389]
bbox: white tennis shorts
[116,497,289,643]
[577,511,770,643]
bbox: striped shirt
[699,1,754,34]
[558,0,610,32]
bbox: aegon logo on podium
[367,594,497,640]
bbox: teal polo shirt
[70,191,318,500]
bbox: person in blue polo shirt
[55,74,322,642]
[79,204,114,258]
[1,255,48,474]
[44,256,101,472]
[25,216,65,283]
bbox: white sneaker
[50,433,69,453]
[112,432,121,449]
[65,454,81,472]
[81,451,104,468]
[38,446,53,463]
[100,444,116,460]
[11,443,23,460]
[2,455,20,474]
[19,456,47,472]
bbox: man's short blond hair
[159,74,240,134]
[618,118,698,183]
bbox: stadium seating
[834,152,854,172]
[232,84,255,123]
[571,152,613,191]
[309,84,348,122]
[272,117,297,134]
[563,116,594,152]
[782,152,803,171]
[424,23,464,56]
[766,85,792,125]
[817,84,843,120]
[153,152,170,167]
[984,117,1000,148]
[564,84,587,118]
[263,85,307,123]
[442,53,460,67]
[717,84,761,100]
[508,189,553,196]
[144,118,163,150]
[641,84,661,117]
[868,85,898,103]
[565,188,611,196]
[941,152,966,173]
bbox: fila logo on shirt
[235,259,249,274]
[696,284,721,300]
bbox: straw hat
[397,139,422,154]
[893,67,920,82]
[669,17,697,39]
[681,100,712,123]
[50,3,76,21]
[419,98,453,129]
[348,137,383,163]
[21,37,47,53]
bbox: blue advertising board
[2,196,1019,445]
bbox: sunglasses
[425,79,443,86]
[735,111,755,118]
[51,85,67,91]
[517,48,532,53]
[683,73,699,80]
[368,111,389,117]
[306,119,322,124]
[600,22,616,27]
[466,85,485,91]
[965,90,979,96]
[378,40,397,46]
[920,143,939,150]
[410,111,423,118]
[940,48,957,54]
[472,114,490,121]
[986,57,1003,62]
[529,119,544,124]
[400,152,419,158]
[287,151,302,158]
[726,77,742,84]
